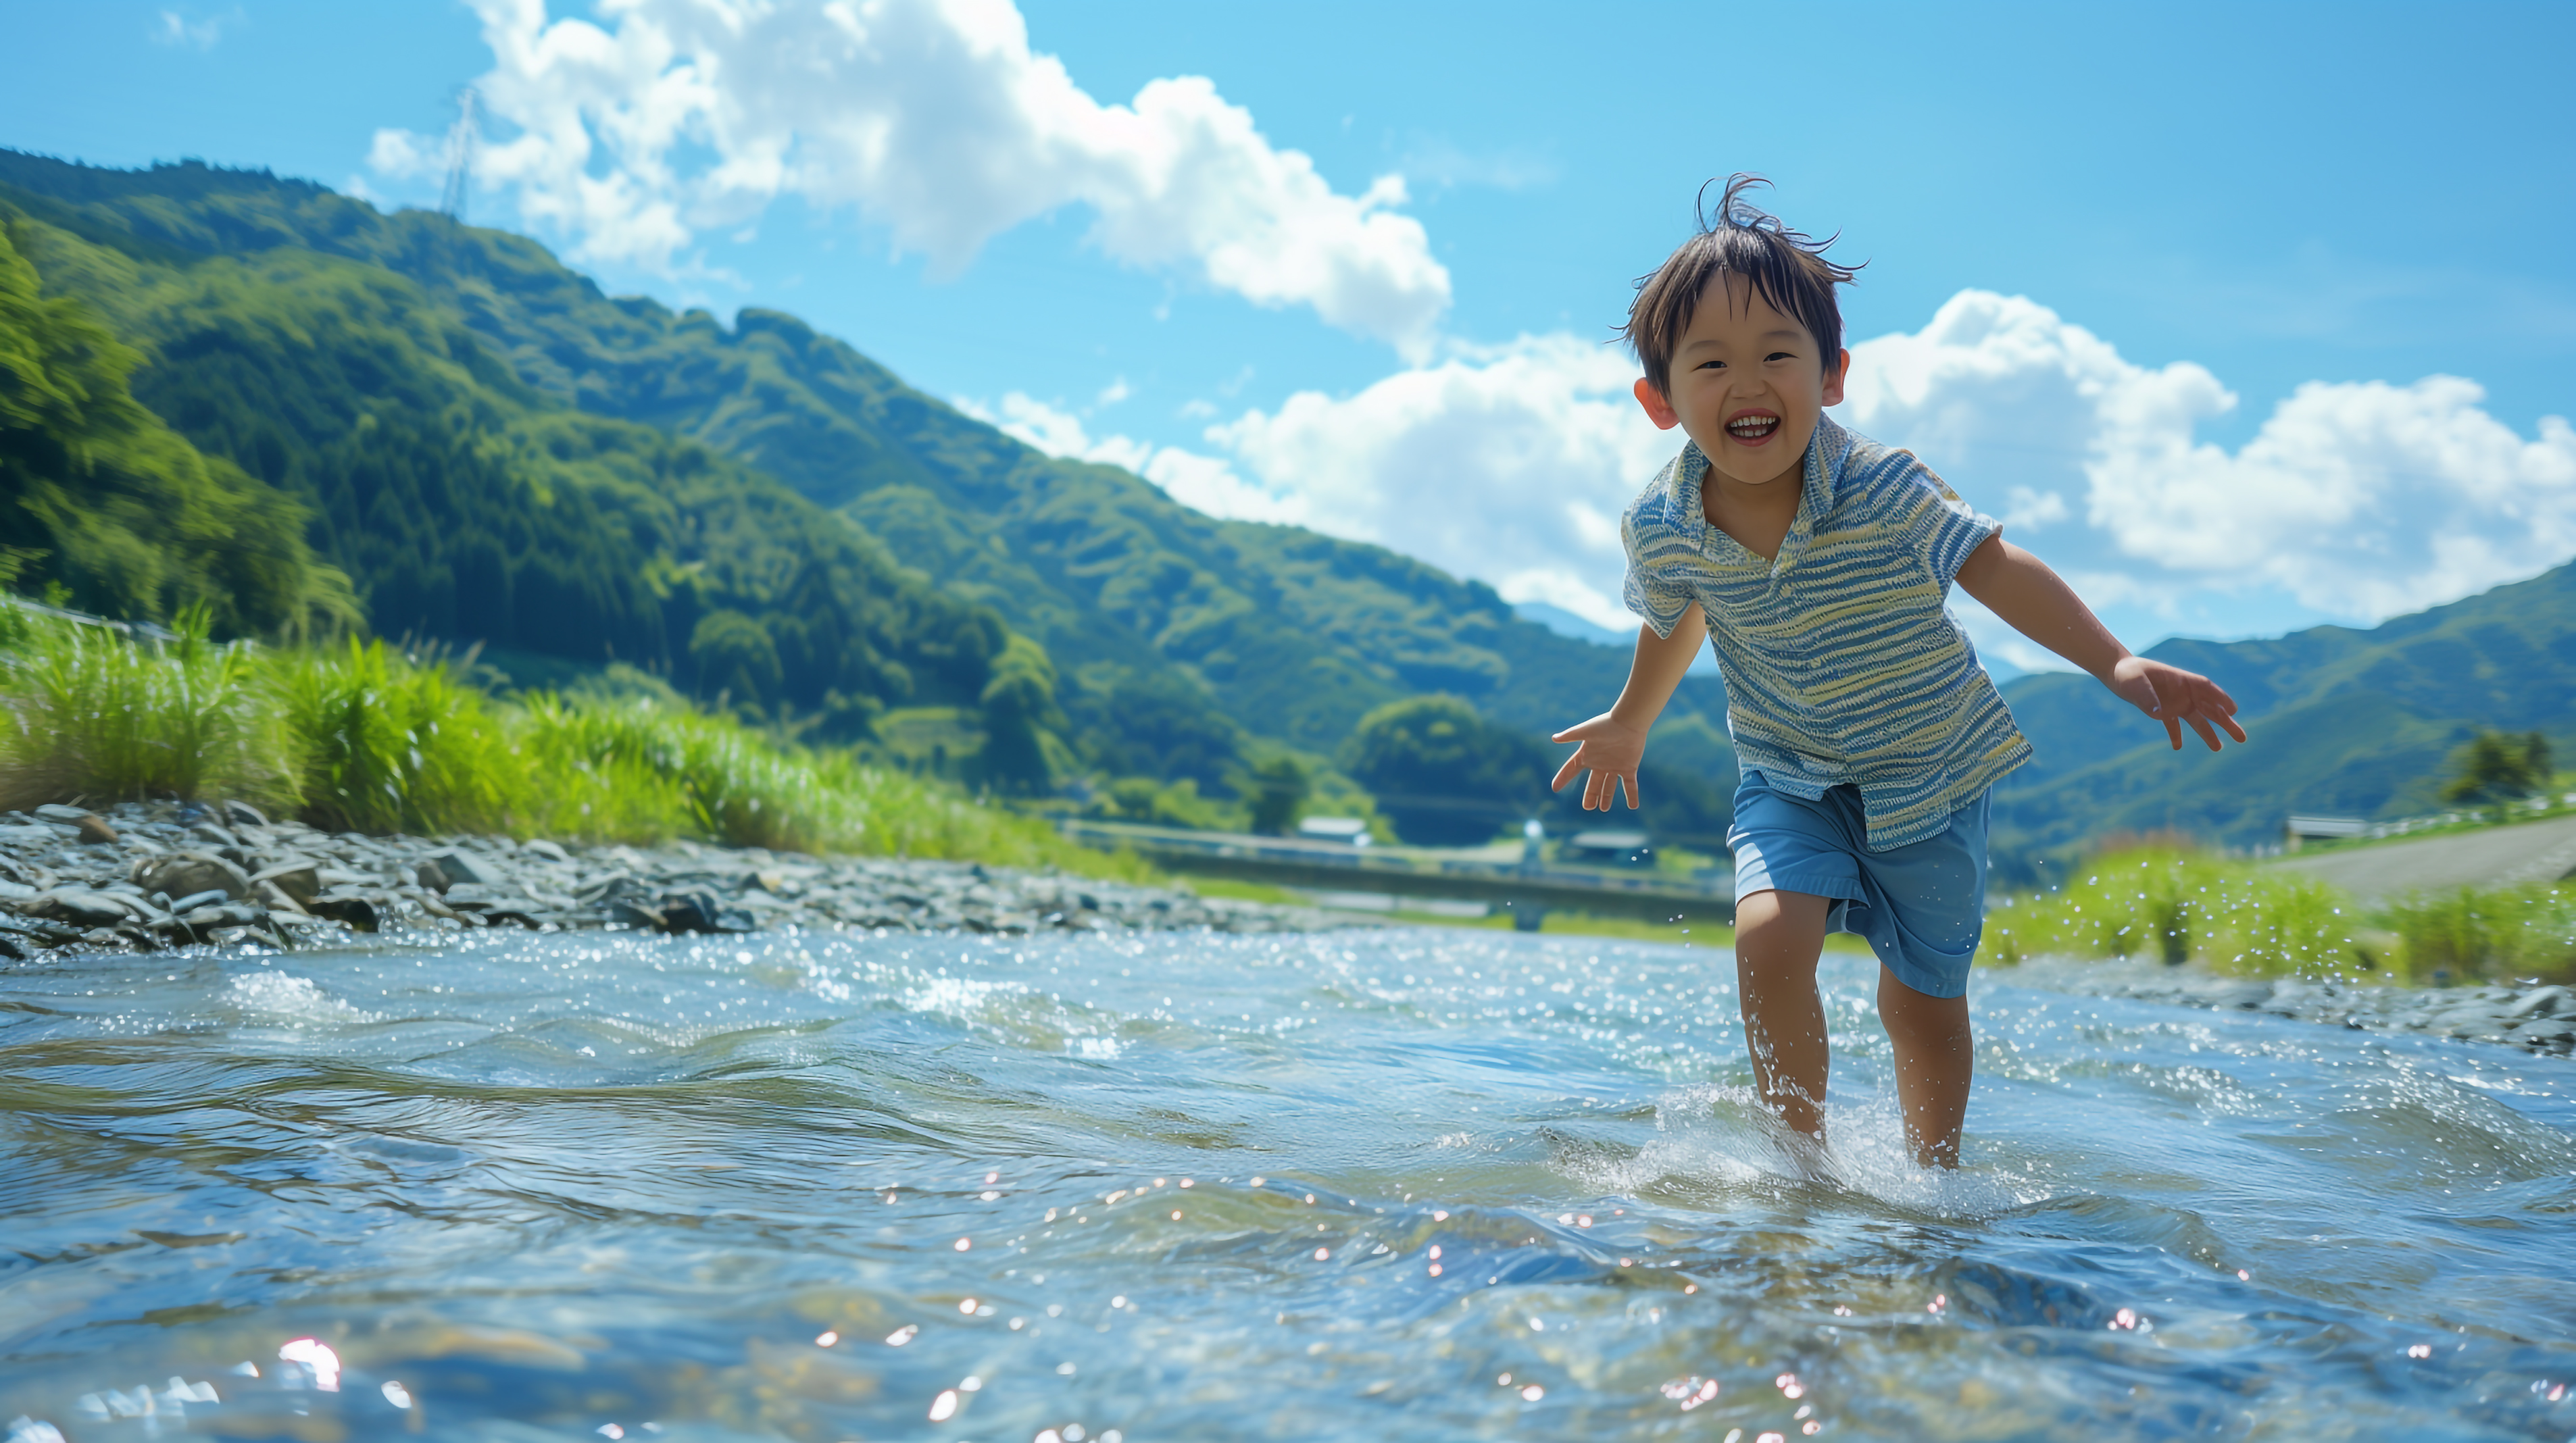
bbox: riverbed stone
[0,798,1361,962]
[134,853,251,903]
[250,860,322,906]
[2507,986,2570,1019]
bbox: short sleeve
[1901,459,2001,582]
[1620,501,1696,640]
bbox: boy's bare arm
[1954,535,2248,752]
[1550,609,1708,809]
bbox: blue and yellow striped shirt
[1621,415,2030,851]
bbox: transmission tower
[439,87,478,222]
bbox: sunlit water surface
[5,928,2575,1442]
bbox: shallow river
[5,928,2574,1442]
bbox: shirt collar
[1673,413,1852,568]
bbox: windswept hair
[1619,175,1860,396]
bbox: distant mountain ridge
[0,149,1731,838]
[1992,561,2576,879]
[4,149,2562,871]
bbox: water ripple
[3,929,2573,1440]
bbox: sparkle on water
[3,926,2573,1440]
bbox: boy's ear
[1632,377,1681,430]
[1821,349,1852,407]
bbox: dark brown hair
[1620,174,1860,397]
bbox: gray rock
[418,849,501,890]
[134,853,251,903]
[521,838,572,865]
[2508,986,2571,1019]
[222,800,268,828]
[251,860,322,906]
[32,805,89,824]
[306,894,379,932]
[41,890,137,928]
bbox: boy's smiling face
[1633,275,1850,492]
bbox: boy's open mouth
[1725,409,1782,445]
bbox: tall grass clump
[1986,846,2366,978]
[0,607,1150,879]
[0,605,291,812]
[274,638,520,835]
[2373,885,2576,985]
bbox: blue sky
[6,0,2573,668]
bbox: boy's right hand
[1550,713,1650,811]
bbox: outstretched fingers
[1549,750,1586,794]
[2137,665,2249,752]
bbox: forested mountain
[0,222,347,636]
[0,150,1730,839]
[18,149,2546,871]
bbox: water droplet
[278,1339,341,1392]
[927,1389,959,1421]
[813,1331,838,1348]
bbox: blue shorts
[1727,769,1991,999]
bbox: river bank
[7,799,2570,1066]
[2005,955,2576,1058]
[0,800,1352,954]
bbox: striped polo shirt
[1621,415,2030,851]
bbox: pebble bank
[0,799,1348,955]
[6,800,2567,1066]
[2020,959,2576,1059]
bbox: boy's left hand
[2108,657,2248,751]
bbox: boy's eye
[1765,351,1795,362]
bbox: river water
[4,927,2573,1442]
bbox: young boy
[1551,177,2247,1167]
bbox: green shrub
[2373,886,2576,985]
[0,604,291,811]
[275,638,520,835]
[1986,846,2365,978]
[0,612,1153,880]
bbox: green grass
[1985,844,2576,985]
[0,608,1152,879]
[2369,884,2576,984]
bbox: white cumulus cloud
[1060,289,2573,661]
[372,0,1450,353]
[1208,334,1670,630]
[1840,289,2576,624]
[980,338,1672,632]
[955,393,1308,525]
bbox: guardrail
[1058,818,1733,926]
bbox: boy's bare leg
[1733,888,1833,1141]
[1876,966,1973,1167]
